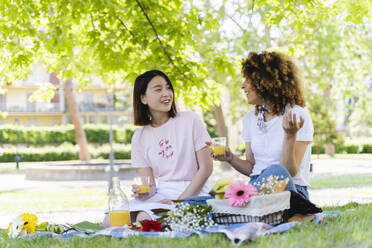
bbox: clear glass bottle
[108,177,130,227]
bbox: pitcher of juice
[108,177,130,227]
[212,137,227,156]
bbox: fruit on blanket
[212,177,234,199]
[36,222,65,234]
[215,193,225,200]
[213,177,234,192]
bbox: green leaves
[0,0,219,107]
[28,82,57,103]
[0,0,371,123]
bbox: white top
[131,111,212,181]
[241,105,314,186]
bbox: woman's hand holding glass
[206,139,234,163]
[132,176,156,200]
[132,184,156,200]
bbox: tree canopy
[1,0,223,107]
[1,0,371,142]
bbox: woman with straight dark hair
[128,70,213,220]
[132,70,177,126]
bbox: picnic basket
[207,191,290,225]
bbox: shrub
[312,145,325,154]
[0,144,131,162]
[236,143,246,155]
[345,144,359,154]
[122,124,138,143]
[334,143,345,153]
[361,144,372,153]
[0,125,138,145]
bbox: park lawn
[0,165,24,174]
[0,202,371,247]
[0,174,371,213]
[310,174,372,188]
[0,189,107,212]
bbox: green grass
[0,202,371,247]
[310,174,372,188]
[0,174,371,213]
[0,189,107,211]
[0,164,24,174]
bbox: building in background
[0,62,132,127]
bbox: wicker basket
[207,191,291,226]
[212,210,288,226]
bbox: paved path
[0,156,371,229]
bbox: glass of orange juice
[134,176,150,196]
[212,137,227,157]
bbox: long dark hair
[133,70,177,126]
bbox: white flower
[8,217,25,238]
[164,203,214,232]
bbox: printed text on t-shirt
[158,138,174,159]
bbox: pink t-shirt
[131,111,211,181]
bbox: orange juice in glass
[212,137,227,156]
[109,210,131,227]
[135,176,150,196]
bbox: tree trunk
[213,104,231,170]
[64,79,90,161]
[213,104,228,143]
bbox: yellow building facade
[0,63,131,127]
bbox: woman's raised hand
[131,184,156,201]
[282,108,304,136]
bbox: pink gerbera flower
[224,181,258,207]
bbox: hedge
[311,145,326,154]
[0,144,131,162]
[234,143,372,156]
[361,144,372,153]
[0,124,138,145]
[312,143,372,154]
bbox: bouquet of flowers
[222,176,289,207]
[7,213,38,238]
[209,177,291,225]
[7,213,66,238]
[253,175,289,195]
[125,220,163,232]
[163,203,215,232]
[224,181,258,207]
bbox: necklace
[257,105,269,132]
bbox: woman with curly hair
[214,51,314,199]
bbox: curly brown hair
[241,51,305,115]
